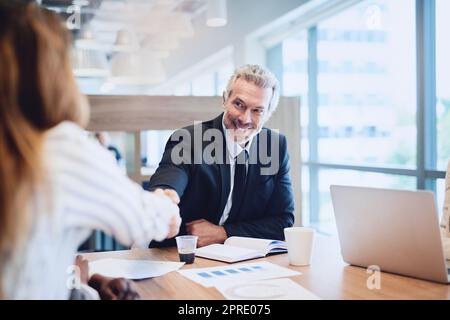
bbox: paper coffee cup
[284,227,315,266]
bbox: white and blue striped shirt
[3,122,179,299]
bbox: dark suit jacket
[148,113,295,247]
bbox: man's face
[223,79,272,144]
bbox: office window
[316,0,416,167]
[282,31,308,162]
[141,130,174,175]
[283,32,308,96]
[273,0,436,234]
[436,0,450,171]
[316,169,416,234]
[301,166,310,227]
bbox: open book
[195,236,287,263]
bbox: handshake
[151,187,227,248]
[153,188,182,239]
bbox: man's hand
[88,274,140,300]
[186,219,227,247]
[154,188,180,205]
[167,215,181,239]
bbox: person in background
[0,2,181,299]
[94,132,123,164]
[440,162,450,260]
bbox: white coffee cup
[284,227,315,266]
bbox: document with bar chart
[177,261,300,288]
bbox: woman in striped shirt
[0,2,181,299]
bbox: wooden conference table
[82,235,450,300]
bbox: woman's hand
[154,188,182,238]
[74,255,89,285]
[88,274,140,300]
[154,188,180,204]
[167,215,181,238]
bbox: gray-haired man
[148,65,295,248]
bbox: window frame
[267,0,446,230]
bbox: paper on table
[88,258,185,280]
[216,278,321,300]
[177,261,300,288]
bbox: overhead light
[71,48,110,78]
[167,13,194,38]
[112,29,140,52]
[206,0,227,27]
[141,42,170,59]
[110,51,166,85]
[143,33,179,51]
[137,11,194,39]
[140,34,171,59]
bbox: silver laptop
[330,185,450,284]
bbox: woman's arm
[47,122,181,247]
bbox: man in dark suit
[148,65,295,247]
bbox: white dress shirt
[218,119,254,226]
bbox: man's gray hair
[224,64,280,120]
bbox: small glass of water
[175,235,198,264]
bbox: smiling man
[148,65,295,248]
